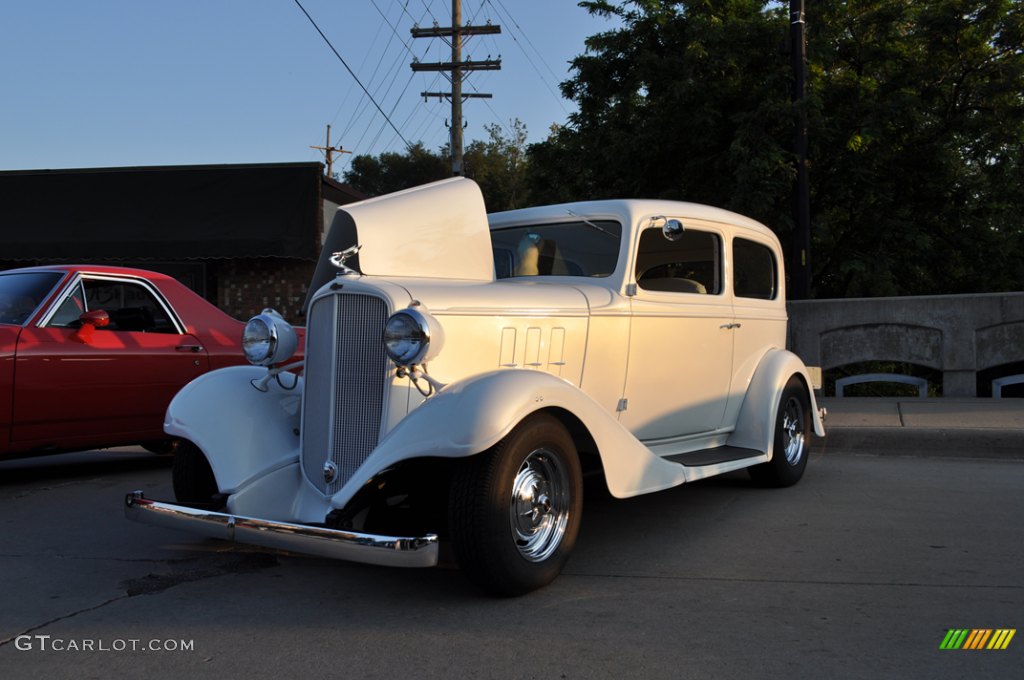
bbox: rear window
[0,272,63,325]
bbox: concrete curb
[813,427,1024,459]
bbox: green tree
[808,0,1024,296]
[342,120,532,212]
[529,0,1024,297]
[343,142,449,197]
[463,119,531,211]
[528,1,794,222]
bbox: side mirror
[650,215,685,242]
[73,309,110,343]
[661,219,685,242]
[80,310,110,328]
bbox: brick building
[0,163,364,320]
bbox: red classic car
[0,265,287,458]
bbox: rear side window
[733,238,777,300]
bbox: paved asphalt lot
[1,444,1021,679]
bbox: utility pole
[310,124,351,178]
[411,0,501,176]
[790,0,811,299]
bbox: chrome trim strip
[37,273,186,334]
[124,491,439,568]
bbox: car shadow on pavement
[0,449,172,486]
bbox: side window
[635,228,722,294]
[733,238,778,300]
[83,280,176,333]
[47,279,177,332]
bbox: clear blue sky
[0,1,614,175]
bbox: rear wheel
[748,376,811,487]
[172,441,223,508]
[449,414,583,596]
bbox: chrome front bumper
[125,491,439,568]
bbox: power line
[340,2,430,143]
[292,0,413,150]
[343,1,442,158]
[486,0,568,115]
[350,4,435,156]
[338,4,447,170]
[411,0,501,175]
[328,14,387,131]
[338,3,406,140]
[365,69,420,153]
[491,0,563,85]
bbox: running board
[665,445,763,467]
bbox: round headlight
[242,309,298,367]
[383,307,443,367]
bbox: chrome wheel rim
[781,397,806,465]
[509,448,571,563]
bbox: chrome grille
[301,293,389,495]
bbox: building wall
[213,258,316,321]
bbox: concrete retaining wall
[788,293,1024,397]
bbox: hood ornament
[329,244,362,275]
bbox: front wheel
[748,376,811,487]
[172,440,224,509]
[449,413,583,596]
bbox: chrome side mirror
[650,216,685,242]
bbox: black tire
[449,413,583,596]
[141,439,179,455]
[748,376,811,487]
[172,441,222,508]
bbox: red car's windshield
[0,271,63,325]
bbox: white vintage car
[126,178,824,595]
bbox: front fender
[727,349,825,454]
[332,369,688,506]
[164,366,303,493]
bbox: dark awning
[0,163,362,261]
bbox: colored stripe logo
[940,629,1016,650]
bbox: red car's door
[0,326,21,451]
[11,275,210,448]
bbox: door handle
[175,344,203,353]
[719,323,742,330]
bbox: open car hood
[306,178,494,310]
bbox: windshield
[0,271,64,325]
[491,220,622,279]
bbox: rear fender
[727,349,825,454]
[333,369,688,506]
[164,366,303,493]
